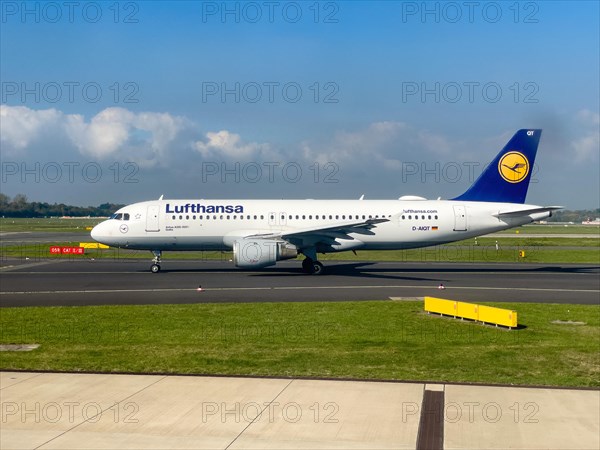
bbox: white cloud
[576,109,600,126]
[0,105,189,166]
[571,109,600,161]
[299,121,457,170]
[1,107,456,173]
[65,108,134,158]
[0,105,62,153]
[193,130,275,160]
[64,107,189,165]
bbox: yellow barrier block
[424,297,457,316]
[424,297,518,328]
[79,242,109,249]
[456,301,479,320]
[478,305,518,328]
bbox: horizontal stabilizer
[494,206,563,218]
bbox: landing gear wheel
[150,250,162,273]
[302,258,313,273]
[312,261,324,275]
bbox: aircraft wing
[246,218,389,242]
[494,206,563,218]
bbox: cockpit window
[109,213,129,221]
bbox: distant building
[582,218,600,225]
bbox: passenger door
[146,205,160,232]
[453,205,467,231]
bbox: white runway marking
[0,260,66,272]
[2,286,598,295]
[0,270,593,276]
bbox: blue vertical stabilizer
[453,129,541,204]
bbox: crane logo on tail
[498,151,529,183]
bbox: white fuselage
[91,199,550,252]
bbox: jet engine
[233,239,298,268]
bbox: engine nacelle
[233,239,298,268]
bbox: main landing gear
[301,247,324,275]
[302,257,324,275]
[150,250,162,273]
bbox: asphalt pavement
[1,259,598,307]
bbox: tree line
[550,208,600,223]
[0,194,124,218]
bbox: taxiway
[1,259,598,307]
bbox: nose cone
[91,221,109,244]
[90,223,100,242]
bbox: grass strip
[1,301,598,387]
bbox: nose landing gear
[150,250,162,273]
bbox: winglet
[453,129,542,204]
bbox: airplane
[91,129,561,274]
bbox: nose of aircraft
[90,221,108,244]
[90,223,101,242]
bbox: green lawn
[2,241,598,264]
[491,225,599,235]
[1,301,598,387]
[0,218,102,233]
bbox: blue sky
[1,1,598,209]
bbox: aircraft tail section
[453,129,541,204]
